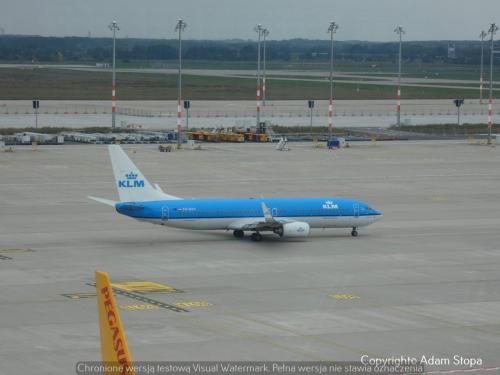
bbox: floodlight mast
[254,24,264,127]
[480,30,487,104]
[262,28,270,106]
[175,18,187,148]
[108,20,119,129]
[487,23,498,145]
[327,21,338,141]
[394,25,405,127]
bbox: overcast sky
[1,0,499,41]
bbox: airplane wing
[230,202,292,232]
[261,201,274,223]
[240,220,283,231]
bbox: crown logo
[125,172,138,180]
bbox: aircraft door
[353,203,359,218]
[272,208,278,217]
[161,206,169,221]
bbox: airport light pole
[175,18,187,148]
[454,99,464,127]
[262,28,269,106]
[109,20,119,129]
[480,30,487,104]
[254,24,264,128]
[394,25,405,127]
[308,100,315,139]
[327,21,338,141]
[487,23,498,145]
[32,99,39,129]
[184,100,190,132]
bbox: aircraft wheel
[233,230,244,238]
[251,232,263,242]
[351,228,358,237]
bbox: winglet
[261,202,274,223]
[95,271,135,375]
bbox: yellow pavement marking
[431,196,447,202]
[85,282,188,313]
[61,292,97,299]
[119,304,160,311]
[110,281,182,294]
[174,301,213,308]
[329,293,360,300]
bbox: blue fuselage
[115,197,382,231]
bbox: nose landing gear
[351,227,358,237]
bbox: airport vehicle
[95,271,135,375]
[89,145,382,241]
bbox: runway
[1,141,500,374]
[2,63,500,90]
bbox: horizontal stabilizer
[88,196,117,207]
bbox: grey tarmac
[1,141,500,374]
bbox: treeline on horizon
[0,35,489,65]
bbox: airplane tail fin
[108,145,180,202]
[95,271,135,375]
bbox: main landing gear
[233,230,244,238]
[351,227,358,237]
[233,230,262,241]
[250,232,263,242]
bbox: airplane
[89,145,382,241]
[95,270,135,375]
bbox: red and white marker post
[256,83,261,119]
[111,84,116,116]
[177,98,182,144]
[397,85,401,119]
[328,98,333,134]
[488,97,493,132]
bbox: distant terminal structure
[0,123,273,146]
[0,131,177,145]
[2,132,64,145]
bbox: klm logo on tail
[118,172,145,188]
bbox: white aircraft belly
[138,215,381,231]
[301,215,380,228]
[140,217,234,230]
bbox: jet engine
[275,222,310,237]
